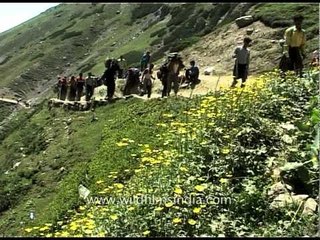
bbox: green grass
[0,96,190,236]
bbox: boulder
[235,15,254,28]
[270,193,308,209]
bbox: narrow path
[0,98,30,108]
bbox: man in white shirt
[231,37,252,88]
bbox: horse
[159,53,185,97]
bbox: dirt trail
[0,98,30,108]
[125,73,258,100]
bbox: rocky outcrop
[235,15,254,28]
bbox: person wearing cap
[284,14,307,77]
[231,37,252,88]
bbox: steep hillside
[0,3,317,101]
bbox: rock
[267,182,293,196]
[78,184,90,199]
[270,193,308,208]
[246,28,254,35]
[204,67,215,76]
[62,56,67,60]
[235,15,254,28]
[116,10,121,14]
[12,161,21,169]
[302,198,317,215]
[271,40,277,43]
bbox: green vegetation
[16,68,319,237]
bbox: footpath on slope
[48,73,259,110]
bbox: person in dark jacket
[99,58,120,100]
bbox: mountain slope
[0,3,318,237]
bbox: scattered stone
[246,28,254,35]
[267,182,293,196]
[302,198,318,215]
[204,67,215,76]
[78,184,90,199]
[12,162,21,169]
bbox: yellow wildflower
[96,180,104,184]
[39,226,50,231]
[188,219,197,225]
[193,207,201,214]
[172,218,182,224]
[114,183,124,189]
[194,184,207,192]
[165,202,174,208]
[221,148,230,154]
[174,187,183,195]
[143,230,150,236]
[155,207,164,211]
[25,228,33,233]
[116,142,129,147]
[110,214,118,220]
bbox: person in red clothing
[76,72,85,101]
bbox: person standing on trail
[185,60,200,89]
[117,55,127,79]
[231,37,252,88]
[284,15,306,78]
[68,76,77,101]
[158,61,170,98]
[140,51,151,72]
[76,72,85,101]
[141,63,155,98]
[99,58,120,100]
[59,76,68,100]
[85,72,96,101]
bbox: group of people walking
[56,51,200,102]
[55,14,315,103]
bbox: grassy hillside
[0,2,318,237]
[15,68,319,237]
